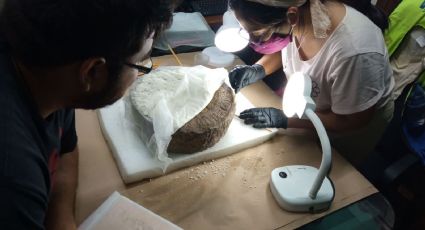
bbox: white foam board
[98,94,277,184]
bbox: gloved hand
[228,64,266,93]
[239,107,288,129]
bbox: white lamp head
[214,10,250,53]
[282,72,316,118]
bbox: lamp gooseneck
[304,108,332,199]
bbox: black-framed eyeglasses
[124,57,153,74]
[239,24,290,44]
[237,27,272,44]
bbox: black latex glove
[239,107,288,129]
[228,64,266,93]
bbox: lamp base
[270,165,334,213]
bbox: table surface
[75,52,378,229]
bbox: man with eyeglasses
[125,57,154,76]
[0,0,172,229]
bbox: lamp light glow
[214,10,250,53]
[215,27,249,53]
[270,72,334,213]
[282,72,314,118]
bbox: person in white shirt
[230,0,394,166]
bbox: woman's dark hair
[229,0,388,32]
[0,0,173,77]
[230,0,291,31]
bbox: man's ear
[287,7,299,26]
[79,57,107,92]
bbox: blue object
[402,83,425,164]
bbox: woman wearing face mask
[231,0,394,166]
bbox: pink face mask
[249,34,292,54]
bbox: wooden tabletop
[75,52,377,229]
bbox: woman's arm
[287,106,376,132]
[256,52,283,76]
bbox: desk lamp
[270,72,334,212]
[214,10,249,52]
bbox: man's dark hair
[0,0,172,75]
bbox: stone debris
[186,157,232,181]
